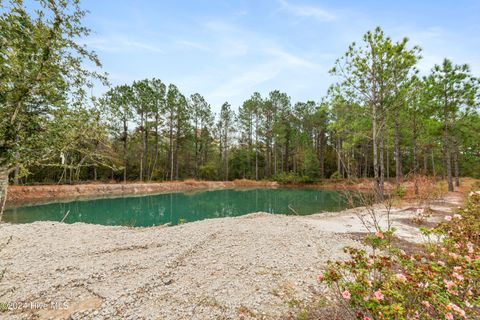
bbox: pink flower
[375,231,384,239]
[467,242,474,254]
[449,252,459,259]
[367,258,374,266]
[373,289,384,301]
[453,266,462,272]
[448,289,459,296]
[452,272,464,281]
[421,301,430,308]
[447,303,466,317]
[445,313,454,320]
[444,215,452,221]
[363,317,372,320]
[342,289,351,300]
[453,214,462,219]
[317,275,325,282]
[444,280,455,290]
[438,260,446,266]
[416,208,425,214]
[395,273,407,282]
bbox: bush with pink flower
[319,192,480,320]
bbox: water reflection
[4,188,354,227]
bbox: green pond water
[3,188,354,227]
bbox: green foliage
[393,186,406,198]
[0,0,105,170]
[198,162,218,181]
[274,172,314,185]
[330,171,342,179]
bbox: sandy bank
[6,180,278,208]
[0,191,464,319]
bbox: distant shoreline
[6,179,384,208]
[5,180,278,208]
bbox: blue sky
[78,0,480,112]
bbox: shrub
[330,171,342,179]
[319,193,480,320]
[393,185,406,198]
[274,172,314,185]
[199,162,218,180]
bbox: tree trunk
[319,131,325,178]
[284,127,290,173]
[150,114,159,181]
[274,142,277,176]
[454,146,460,187]
[379,116,385,199]
[140,112,145,181]
[123,118,128,184]
[169,117,174,181]
[336,136,342,177]
[443,99,453,192]
[225,136,229,181]
[372,104,380,197]
[13,165,19,185]
[68,161,73,185]
[0,166,9,221]
[364,143,369,178]
[394,110,402,186]
[175,136,180,180]
[145,116,149,180]
[255,115,259,180]
[431,150,436,178]
[423,149,428,175]
[412,111,418,195]
[386,146,390,179]
[194,121,199,179]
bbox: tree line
[1,0,480,214]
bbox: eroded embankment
[6,180,278,207]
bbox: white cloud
[203,21,250,57]
[193,20,323,107]
[278,0,336,22]
[207,62,282,103]
[264,47,320,69]
[390,26,480,74]
[84,35,164,54]
[175,40,211,52]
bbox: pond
[3,188,355,227]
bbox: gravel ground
[0,192,463,320]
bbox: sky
[75,0,480,112]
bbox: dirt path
[0,189,466,320]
